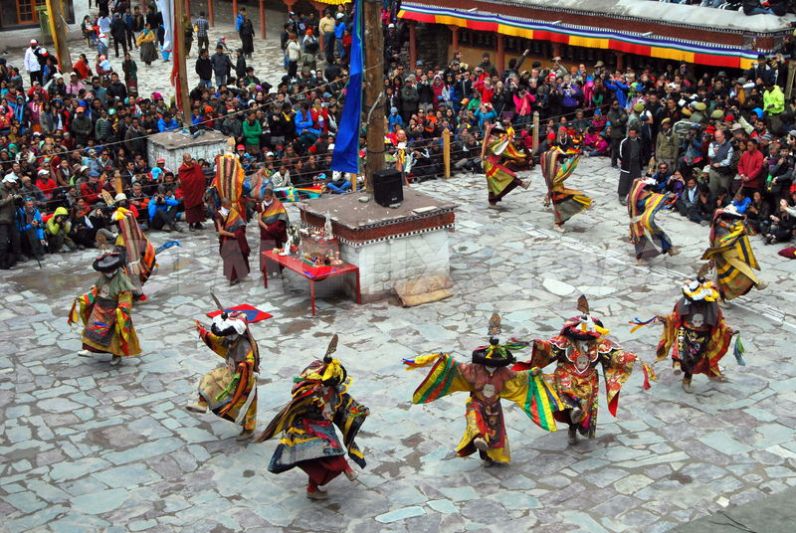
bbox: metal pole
[443,128,450,178]
[363,0,385,193]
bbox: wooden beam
[364,0,385,192]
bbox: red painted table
[261,250,361,316]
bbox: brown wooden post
[48,0,72,73]
[552,43,562,62]
[408,22,417,70]
[184,0,190,16]
[532,111,540,155]
[259,0,266,39]
[496,34,505,76]
[174,0,192,127]
[449,25,459,56]
[364,0,385,193]
[615,51,625,71]
[232,0,239,22]
[208,0,215,27]
[442,128,451,178]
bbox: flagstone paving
[2,153,796,532]
[4,13,796,532]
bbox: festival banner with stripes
[398,3,759,70]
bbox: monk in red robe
[178,153,208,230]
[215,198,250,286]
[258,186,289,275]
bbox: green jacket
[764,86,785,115]
[46,206,71,236]
[242,119,262,146]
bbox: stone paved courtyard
[2,154,796,532]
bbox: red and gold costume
[655,276,736,392]
[405,316,563,465]
[514,298,645,444]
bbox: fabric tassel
[734,334,746,366]
[641,361,657,390]
[629,316,658,334]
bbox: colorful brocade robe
[628,179,672,260]
[541,149,591,226]
[114,207,156,290]
[482,135,525,204]
[406,353,563,464]
[515,337,636,439]
[259,360,369,474]
[196,326,259,432]
[656,300,734,378]
[702,217,761,301]
[213,153,246,217]
[68,271,141,357]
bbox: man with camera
[147,185,183,233]
[0,174,23,269]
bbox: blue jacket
[605,80,629,110]
[148,195,179,222]
[158,118,179,132]
[334,21,346,39]
[294,110,320,136]
[731,196,752,214]
[17,208,45,240]
[388,113,403,132]
[235,13,244,32]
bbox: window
[16,0,46,25]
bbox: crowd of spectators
[2,0,796,270]
[655,0,794,16]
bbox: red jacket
[737,149,764,190]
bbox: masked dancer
[68,252,141,365]
[404,314,563,466]
[256,335,369,500]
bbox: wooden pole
[442,128,450,178]
[173,0,192,126]
[48,0,72,73]
[208,0,215,27]
[532,111,540,155]
[232,0,239,24]
[259,0,266,39]
[363,0,385,193]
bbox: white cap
[336,13,344,19]
[2,174,18,183]
[38,169,49,175]
[114,193,128,202]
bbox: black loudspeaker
[373,168,404,207]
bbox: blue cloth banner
[331,0,363,175]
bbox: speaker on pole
[373,168,404,207]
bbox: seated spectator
[45,206,76,252]
[147,185,183,232]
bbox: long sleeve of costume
[68,286,98,325]
[599,345,637,417]
[404,353,472,403]
[198,326,228,358]
[114,291,135,356]
[655,312,677,362]
[499,370,564,431]
[513,339,560,371]
[333,392,370,467]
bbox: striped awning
[398,2,759,70]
